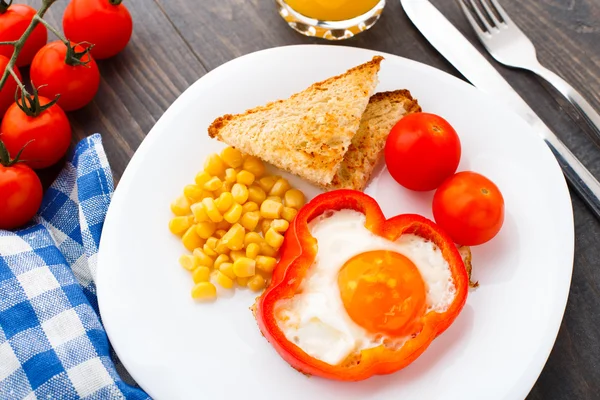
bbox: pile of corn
[169,146,305,301]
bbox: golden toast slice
[208,56,383,187]
[329,89,421,191]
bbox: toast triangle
[208,56,384,186]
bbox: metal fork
[458,0,600,145]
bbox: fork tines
[458,0,512,33]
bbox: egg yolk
[337,250,427,337]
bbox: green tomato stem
[0,0,13,14]
[109,0,123,5]
[0,0,59,93]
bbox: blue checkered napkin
[0,134,149,400]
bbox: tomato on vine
[0,0,48,67]
[63,0,133,60]
[0,54,21,117]
[0,141,43,230]
[30,41,100,111]
[0,88,71,169]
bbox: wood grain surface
[20,0,599,398]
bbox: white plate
[97,45,574,400]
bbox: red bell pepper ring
[255,189,469,381]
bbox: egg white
[274,209,456,366]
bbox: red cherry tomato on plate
[1,96,72,169]
[0,3,48,66]
[63,0,133,60]
[0,54,21,117]
[30,41,100,111]
[0,162,43,230]
[385,112,461,192]
[432,171,505,246]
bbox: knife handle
[543,132,600,218]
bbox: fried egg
[274,209,456,366]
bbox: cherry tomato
[432,171,505,246]
[0,4,48,67]
[30,41,100,111]
[0,162,43,230]
[1,97,72,169]
[385,113,461,192]
[0,54,21,117]
[63,0,133,60]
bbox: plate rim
[97,44,575,399]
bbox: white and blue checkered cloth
[0,134,149,399]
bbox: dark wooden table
[25,0,600,398]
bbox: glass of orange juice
[276,0,386,40]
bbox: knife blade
[400,0,600,218]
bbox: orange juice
[285,0,382,21]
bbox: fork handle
[533,65,600,145]
[543,132,600,218]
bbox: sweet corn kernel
[183,184,204,202]
[265,228,285,249]
[225,168,237,183]
[259,242,278,257]
[260,219,272,236]
[256,256,277,273]
[284,189,305,209]
[221,147,244,168]
[243,156,265,178]
[215,192,234,213]
[215,229,227,239]
[236,277,250,287]
[282,207,298,222]
[215,239,230,254]
[215,271,234,289]
[224,203,243,224]
[271,219,290,233]
[195,221,216,239]
[260,199,283,219]
[248,274,266,292]
[182,226,205,251]
[218,262,236,280]
[233,257,256,277]
[213,254,229,270]
[236,170,255,186]
[230,250,245,262]
[241,202,259,213]
[246,243,260,259]
[241,211,260,232]
[205,236,218,250]
[247,185,266,204]
[203,243,217,257]
[192,266,211,283]
[190,203,208,223]
[202,198,223,223]
[269,178,291,197]
[191,282,217,300]
[193,248,214,268]
[203,176,222,191]
[244,232,263,247]
[231,183,249,204]
[258,176,278,193]
[179,254,198,271]
[169,216,193,236]
[170,196,191,216]
[214,182,233,197]
[221,223,245,250]
[266,196,282,204]
[204,154,227,177]
[194,171,211,187]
